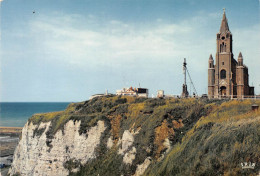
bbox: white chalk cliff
[9,120,106,176]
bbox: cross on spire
[223,8,226,13]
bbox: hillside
[9,96,260,176]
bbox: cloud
[28,12,196,69]
[3,11,260,96]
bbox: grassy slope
[144,100,260,176]
[28,96,260,176]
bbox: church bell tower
[215,8,235,98]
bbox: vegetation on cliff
[28,96,260,176]
[144,100,260,176]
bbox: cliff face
[9,120,106,176]
[9,96,260,176]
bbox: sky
[0,0,260,102]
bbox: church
[208,9,254,99]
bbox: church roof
[219,9,230,34]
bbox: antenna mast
[181,58,198,97]
[181,58,189,98]
[183,58,187,85]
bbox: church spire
[208,54,214,68]
[238,52,243,66]
[238,52,243,58]
[209,54,213,60]
[220,8,230,34]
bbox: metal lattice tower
[181,58,197,97]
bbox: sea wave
[0,136,19,142]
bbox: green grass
[144,100,260,176]
[27,96,260,176]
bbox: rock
[118,130,134,155]
[9,120,106,176]
[123,147,136,165]
[106,136,113,149]
[134,157,152,176]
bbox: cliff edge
[9,96,260,176]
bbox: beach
[0,102,70,175]
[0,127,22,157]
[0,127,22,176]
[0,127,22,135]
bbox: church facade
[208,10,254,99]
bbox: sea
[0,102,71,127]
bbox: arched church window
[220,69,226,79]
[220,42,225,53]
